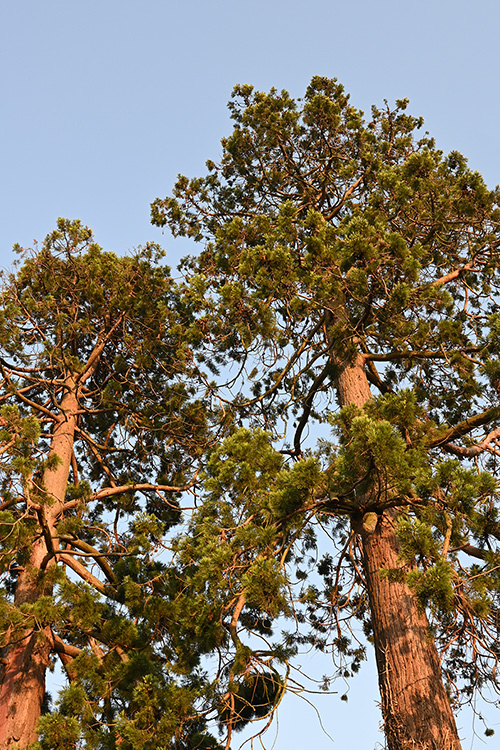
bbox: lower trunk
[331,352,462,749]
[0,384,78,749]
[358,510,461,750]
[0,628,52,749]
[0,539,53,749]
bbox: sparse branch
[293,362,332,456]
[78,311,127,385]
[56,551,115,597]
[428,407,500,448]
[442,428,500,457]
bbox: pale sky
[1,1,499,747]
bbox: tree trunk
[334,356,462,750]
[359,510,461,750]
[0,555,53,748]
[0,383,78,749]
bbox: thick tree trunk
[333,356,462,750]
[0,383,78,749]
[359,510,461,750]
[0,545,53,748]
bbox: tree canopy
[0,221,220,749]
[151,76,500,749]
[2,76,500,750]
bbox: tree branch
[364,346,480,363]
[91,477,199,502]
[293,362,332,456]
[428,407,500,448]
[451,544,489,561]
[56,552,115,598]
[441,428,500,457]
[57,536,118,584]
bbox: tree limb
[364,346,480,363]
[293,362,332,456]
[56,552,115,598]
[441,427,500,457]
[57,535,118,584]
[428,407,500,448]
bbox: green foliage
[151,75,500,727]
[407,559,455,614]
[4,75,500,749]
[0,220,216,749]
[32,714,80,750]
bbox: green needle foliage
[152,77,500,748]
[0,220,221,750]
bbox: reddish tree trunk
[334,356,462,750]
[0,384,78,749]
[359,510,461,750]
[0,549,53,748]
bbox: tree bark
[334,356,462,750]
[359,510,461,750]
[0,382,78,749]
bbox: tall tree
[0,220,217,749]
[152,77,500,749]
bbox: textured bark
[0,617,52,749]
[359,511,461,750]
[334,357,462,750]
[0,383,78,749]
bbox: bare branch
[293,362,331,456]
[92,477,199,501]
[428,407,500,448]
[442,428,500,457]
[451,544,489,561]
[56,552,115,597]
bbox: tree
[0,220,218,749]
[152,77,500,749]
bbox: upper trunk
[333,354,462,750]
[0,382,78,749]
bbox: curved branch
[57,536,118,584]
[293,362,332,456]
[442,428,500,458]
[428,407,500,448]
[52,632,81,682]
[56,552,116,598]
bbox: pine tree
[0,220,218,749]
[152,77,500,749]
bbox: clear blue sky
[1,1,499,747]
